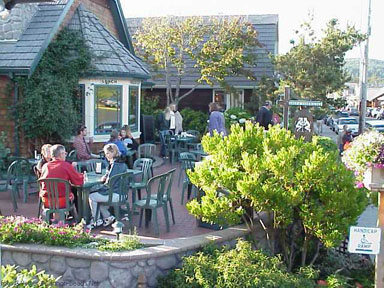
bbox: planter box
[363,166,384,189]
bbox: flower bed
[0,216,143,252]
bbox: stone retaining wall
[1,223,268,287]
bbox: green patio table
[74,168,142,223]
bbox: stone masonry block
[12,252,31,267]
[90,261,109,282]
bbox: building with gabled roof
[126,14,278,112]
[0,0,149,155]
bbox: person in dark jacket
[256,100,274,130]
[87,143,128,229]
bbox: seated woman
[120,125,139,150]
[106,129,127,157]
[36,144,52,176]
[87,143,128,229]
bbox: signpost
[293,109,314,142]
[348,226,381,255]
[277,86,323,131]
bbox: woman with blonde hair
[87,143,128,229]
[36,144,52,175]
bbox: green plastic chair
[37,178,78,224]
[164,134,178,164]
[133,173,169,236]
[137,143,156,175]
[131,158,153,204]
[150,168,176,224]
[67,150,78,162]
[95,171,134,231]
[7,158,36,203]
[178,152,196,186]
[179,153,198,205]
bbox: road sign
[288,100,323,107]
[348,226,381,255]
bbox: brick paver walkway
[0,160,212,239]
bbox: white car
[336,117,359,136]
[366,120,384,133]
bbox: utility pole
[358,0,372,134]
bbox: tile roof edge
[27,0,75,77]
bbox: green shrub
[314,248,374,287]
[1,265,58,288]
[158,239,317,288]
[224,107,253,129]
[180,108,208,135]
[312,136,338,154]
[141,93,163,116]
[187,123,368,270]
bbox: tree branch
[178,83,200,102]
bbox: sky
[121,0,383,61]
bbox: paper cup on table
[95,162,102,174]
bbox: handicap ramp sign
[348,226,381,255]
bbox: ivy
[11,28,92,143]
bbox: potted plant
[342,130,384,188]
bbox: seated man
[40,144,84,209]
[73,125,99,161]
[106,129,127,157]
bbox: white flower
[230,114,237,119]
[239,118,246,124]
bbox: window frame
[93,84,123,135]
[128,84,140,132]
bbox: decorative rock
[32,253,50,263]
[148,270,164,287]
[90,262,109,282]
[13,252,31,267]
[131,265,142,277]
[144,265,157,278]
[72,268,90,281]
[50,256,67,274]
[98,280,113,288]
[156,255,177,270]
[2,251,14,265]
[59,268,74,283]
[66,257,91,268]
[109,261,136,269]
[147,259,155,266]
[109,269,132,288]
[138,260,146,267]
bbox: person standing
[208,102,227,136]
[169,103,183,135]
[337,124,348,155]
[73,125,99,161]
[255,100,274,130]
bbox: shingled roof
[67,4,149,79]
[0,0,73,75]
[126,15,278,89]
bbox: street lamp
[112,221,124,241]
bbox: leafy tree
[345,58,384,87]
[246,75,278,114]
[274,19,365,101]
[11,29,92,144]
[133,16,261,105]
[187,123,367,271]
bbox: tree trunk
[301,233,311,267]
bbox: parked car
[349,108,359,116]
[336,117,359,136]
[366,120,384,133]
[95,121,120,134]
